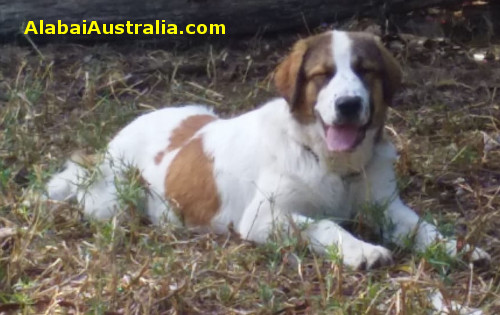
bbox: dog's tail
[46,151,95,201]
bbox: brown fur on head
[348,32,402,105]
[274,32,335,123]
[348,32,402,129]
[274,31,402,128]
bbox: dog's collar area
[302,144,363,180]
[303,145,319,163]
[341,171,363,181]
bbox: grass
[0,29,499,313]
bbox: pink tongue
[325,125,359,152]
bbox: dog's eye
[353,60,377,76]
[312,73,328,81]
[310,73,331,87]
[310,68,335,81]
[357,67,370,74]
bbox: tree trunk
[0,0,464,43]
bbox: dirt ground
[1,19,500,314]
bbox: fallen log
[0,0,465,43]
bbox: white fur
[46,31,489,271]
[316,31,371,126]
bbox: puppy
[47,30,489,269]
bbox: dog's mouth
[324,123,366,152]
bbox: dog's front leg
[237,176,392,270]
[384,199,490,262]
[293,214,393,270]
[356,140,490,262]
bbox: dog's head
[274,30,401,152]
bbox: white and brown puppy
[47,30,489,269]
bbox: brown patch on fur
[375,40,402,104]
[364,70,388,130]
[347,32,402,135]
[165,137,220,226]
[274,32,335,123]
[154,114,217,165]
[348,32,402,106]
[168,115,217,151]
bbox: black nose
[335,96,362,119]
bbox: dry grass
[0,30,499,314]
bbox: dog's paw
[342,243,393,270]
[430,290,484,315]
[465,245,491,266]
[445,240,491,266]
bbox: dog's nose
[335,96,362,120]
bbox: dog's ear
[375,39,402,106]
[274,39,309,111]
